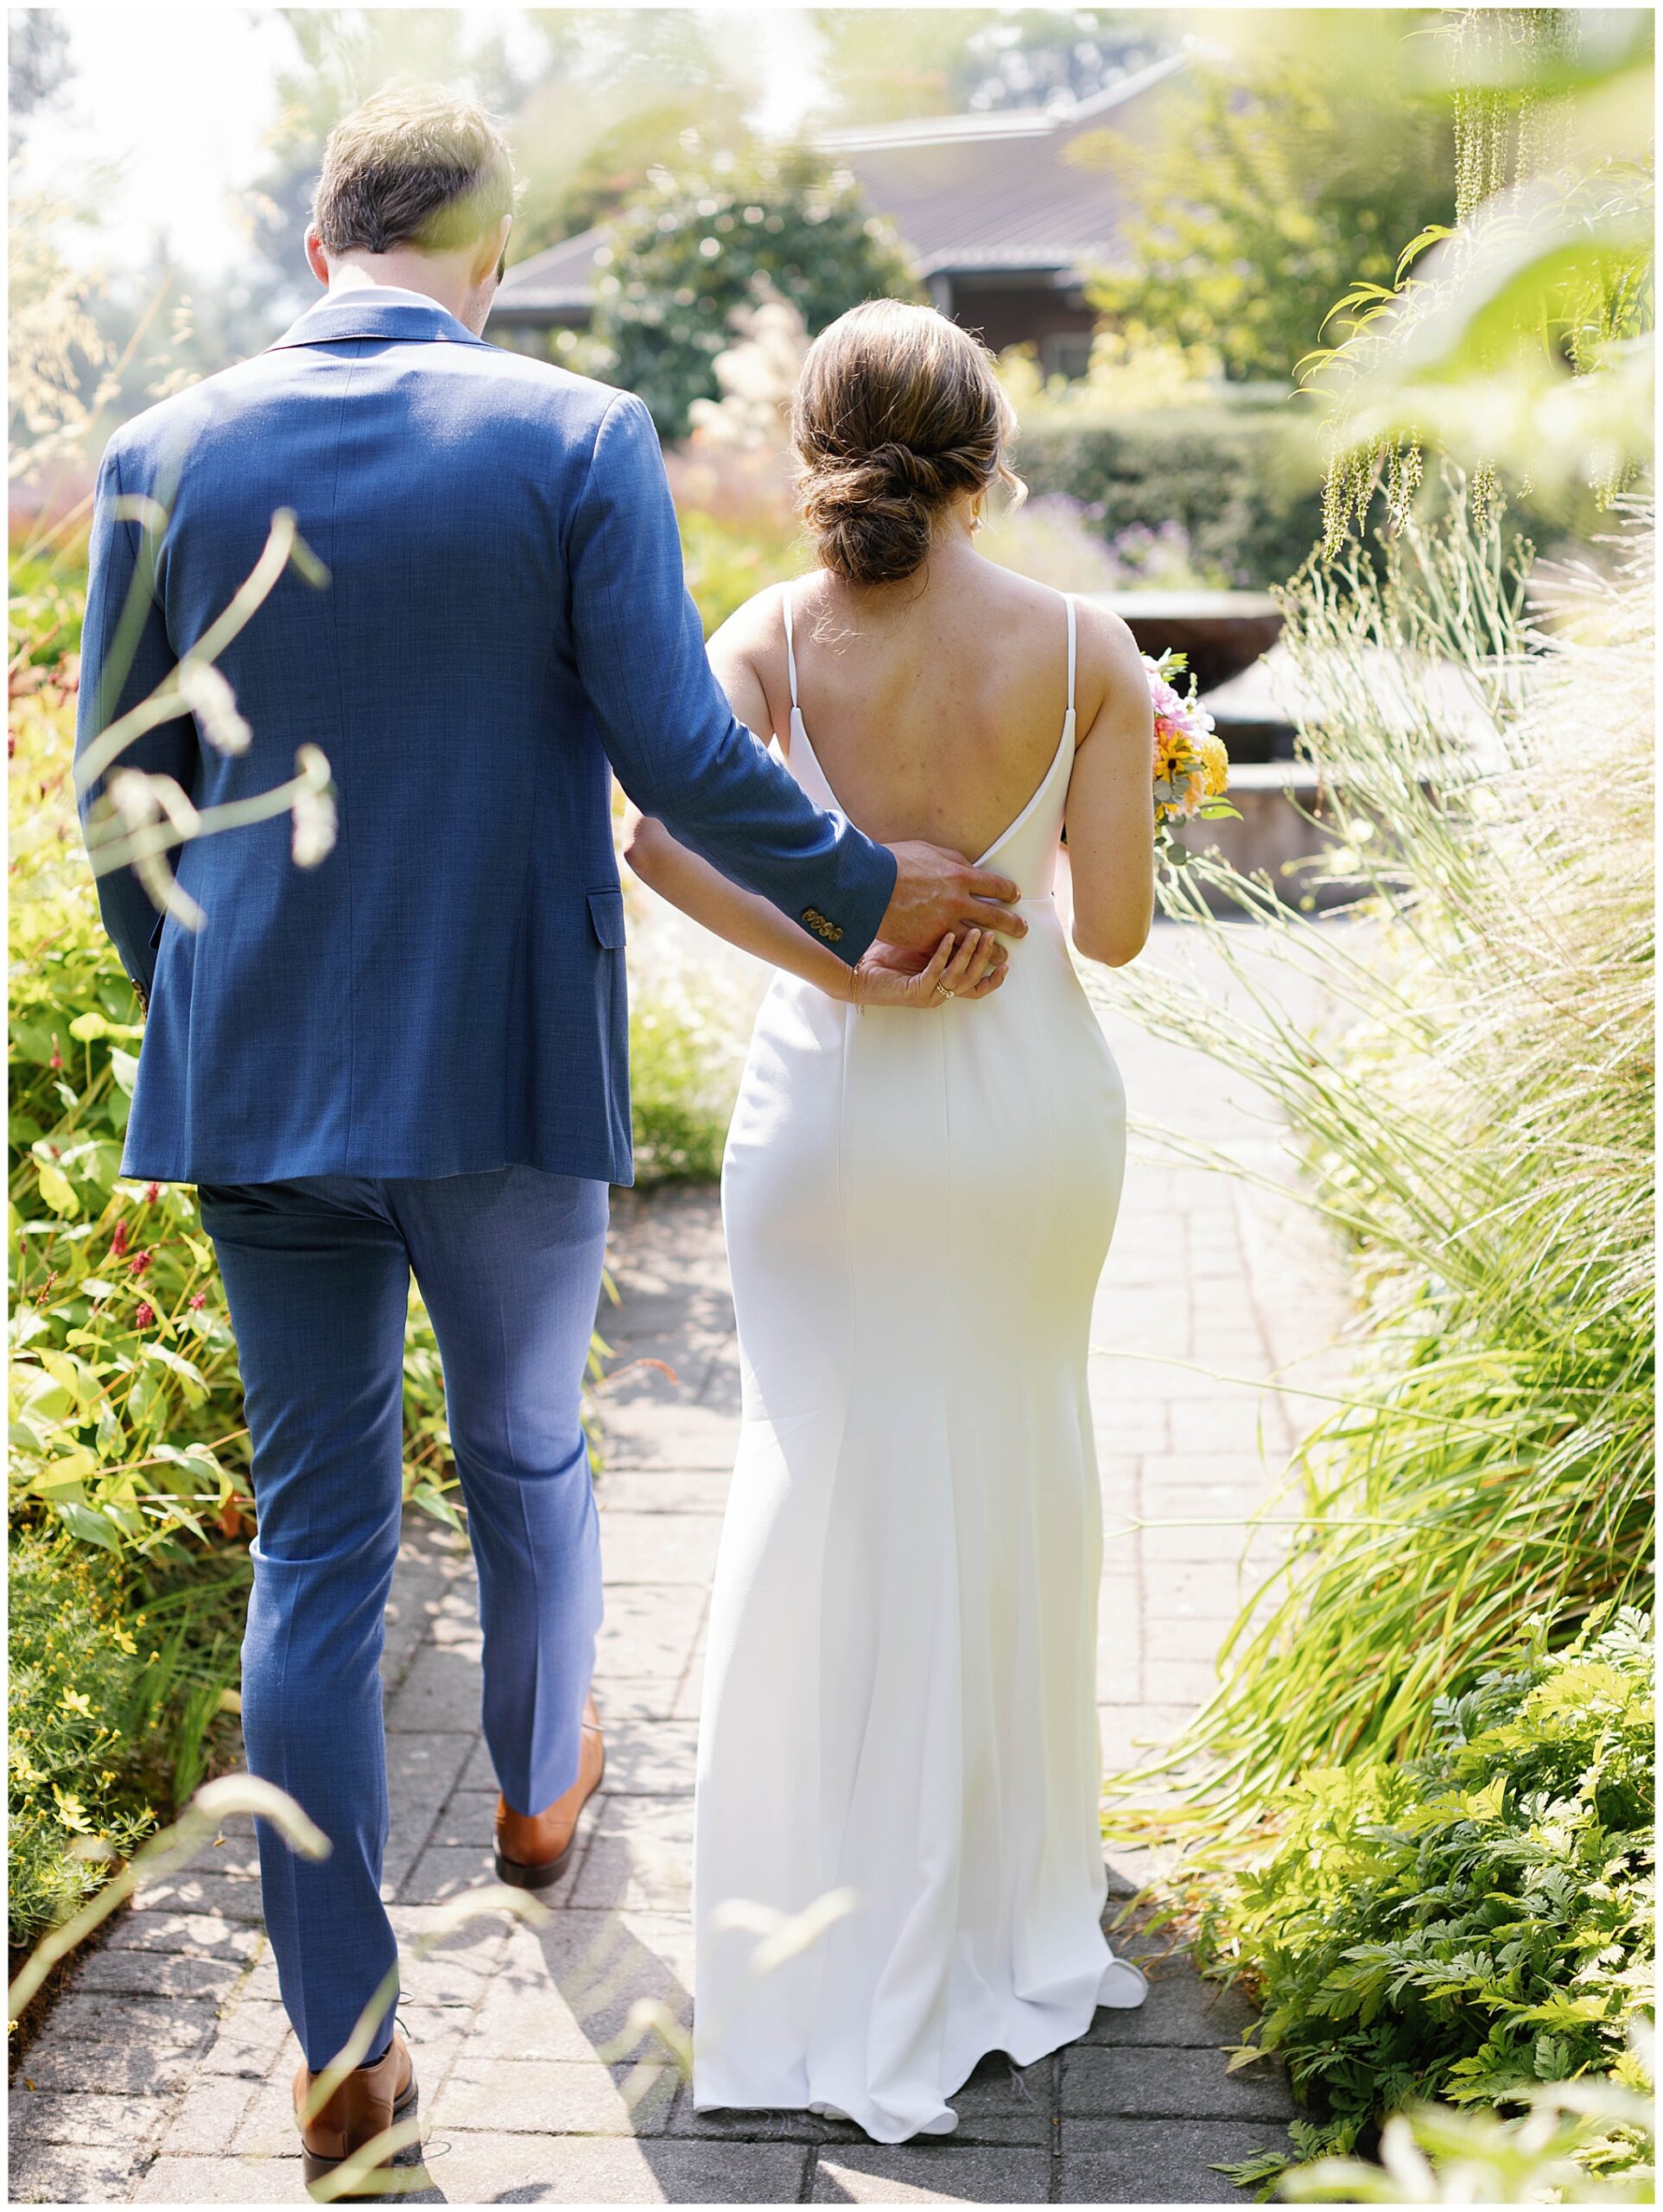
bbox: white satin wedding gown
[693,591,1146,2145]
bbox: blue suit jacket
[75,289,894,1186]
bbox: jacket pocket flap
[587,887,627,949]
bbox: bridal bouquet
[1144,650,1235,866]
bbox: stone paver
[10,928,1349,2202]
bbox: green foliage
[591,143,917,440]
[511,15,758,254]
[628,995,737,1187]
[1080,28,1456,386]
[8,1528,249,1945]
[675,503,803,640]
[9,1532,156,1944]
[812,9,1170,125]
[9,614,256,1558]
[7,582,470,1552]
[1098,491,1653,2183]
[1100,497,1653,1810]
[1283,2044,1655,2202]
[244,9,536,310]
[1203,1611,1653,2183]
[810,9,1001,123]
[1013,402,1326,589]
[1308,10,1654,551]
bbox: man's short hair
[313,86,517,257]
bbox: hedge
[1013,404,1327,591]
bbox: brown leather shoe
[292,2025,417,2199]
[494,1695,605,1889]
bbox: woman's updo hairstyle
[793,300,1024,587]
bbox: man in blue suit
[75,88,1021,2186]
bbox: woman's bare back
[708,535,1156,969]
[734,551,1112,861]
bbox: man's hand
[877,840,1026,956]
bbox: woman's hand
[848,928,1005,1010]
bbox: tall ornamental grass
[1097,493,1653,1827]
[1093,490,1653,2181]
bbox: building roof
[493,224,610,317]
[490,48,1190,326]
[816,50,1188,280]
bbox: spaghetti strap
[783,589,800,711]
[1064,594,1077,721]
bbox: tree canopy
[809,9,1173,124]
[590,143,917,439]
[247,9,535,311]
[1080,21,1457,386]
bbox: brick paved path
[10,933,1353,2205]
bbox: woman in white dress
[625,300,1157,2145]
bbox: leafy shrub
[590,142,917,440]
[1204,1610,1653,2181]
[625,885,759,1186]
[8,564,473,1928]
[9,599,258,1557]
[1080,29,1455,387]
[981,493,1228,593]
[8,1528,249,1946]
[1282,2038,1655,2203]
[1097,494,1653,2185]
[629,1000,733,1185]
[9,1532,157,1943]
[676,503,803,639]
[9,631,471,1548]
[1013,402,1325,591]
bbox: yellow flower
[1199,732,1230,798]
[60,1688,92,1717]
[1153,723,1189,776]
[51,1784,93,1833]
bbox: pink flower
[135,1301,155,1330]
[143,1182,160,1205]
[111,1221,130,1259]
[129,1250,153,1278]
[188,1292,206,1311]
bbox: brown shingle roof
[490,49,1190,327]
[492,226,609,317]
[817,51,1188,277]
